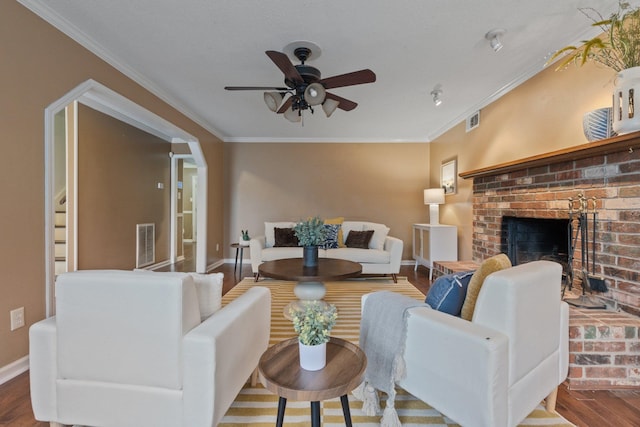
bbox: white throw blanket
[353,291,426,427]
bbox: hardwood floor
[2,263,639,426]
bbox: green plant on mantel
[548,1,640,72]
[293,216,326,247]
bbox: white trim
[0,356,29,385]
[44,79,207,316]
[206,259,225,272]
[225,136,429,143]
[17,0,226,143]
[400,260,415,266]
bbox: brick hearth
[461,134,640,389]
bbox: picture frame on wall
[441,158,457,195]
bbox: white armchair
[362,260,569,427]
[29,270,271,427]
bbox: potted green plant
[548,1,640,134]
[293,216,326,267]
[240,229,250,245]
[289,301,338,370]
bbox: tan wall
[0,2,223,369]
[77,104,171,269]
[224,143,430,260]
[429,62,616,261]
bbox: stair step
[54,227,66,241]
[55,212,65,227]
[55,260,67,275]
[55,243,66,257]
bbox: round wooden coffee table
[258,258,362,300]
[258,337,366,427]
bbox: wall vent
[466,110,480,132]
[136,223,155,268]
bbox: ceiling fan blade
[276,96,294,114]
[320,69,376,89]
[266,50,303,85]
[325,92,358,111]
[225,86,289,91]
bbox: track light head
[485,29,506,52]
[430,89,443,106]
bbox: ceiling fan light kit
[263,92,283,112]
[225,42,376,124]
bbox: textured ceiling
[20,0,628,142]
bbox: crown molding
[223,136,430,143]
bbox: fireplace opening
[502,216,569,268]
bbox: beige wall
[0,2,223,369]
[429,62,616,260]
[224,143,430,260]
[77,105,172,269]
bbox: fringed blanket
[353,291,426,427]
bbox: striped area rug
[219,277,574,427]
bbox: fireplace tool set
[563,193,607,309]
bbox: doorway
[45,79,208,316]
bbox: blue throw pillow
[323,224,341,249]
[425,270,475,316]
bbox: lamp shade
[304,82,326,106]
[322,98,339,117]
[263,92,283,112]
[424,188,445,205]
[284,106,301,123]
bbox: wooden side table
[258,337,366,427]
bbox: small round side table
[230,242,249,273]
[258,336,366,427]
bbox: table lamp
[424,188,445,225]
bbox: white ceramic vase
[612,66,640,135]
[298,341,326,371]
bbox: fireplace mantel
[460,131,640,180]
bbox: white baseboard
[401,259,416,265]
[206,259,225,272]
[0,355,29,385]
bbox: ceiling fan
[224,46,376,122]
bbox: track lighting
[431,89,443,107]
[485,29,506,52]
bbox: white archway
[44,79,208,316]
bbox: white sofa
[250,220,403,282]
[30,270,271,427]
[362,260,569,427]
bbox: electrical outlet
[10,307,25,331]
[216,243,220,252]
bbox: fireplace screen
[502,216,569,267]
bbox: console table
[412,224,457,280]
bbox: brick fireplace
[461,133,640,389]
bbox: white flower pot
[298,341,326,371]
[612,66,640,135]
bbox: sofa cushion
[363,222,390,251]
[328,247,390,263]
[265,221,296,248]
[425,271,475,316]
[274,227,299,247]
[341,221,364,246]
[188,272,223,321]
[345,229,374,249]
[323,224,341,249]
[132,269,221,321]
[324,217,345,247]
[460,253,512,321]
